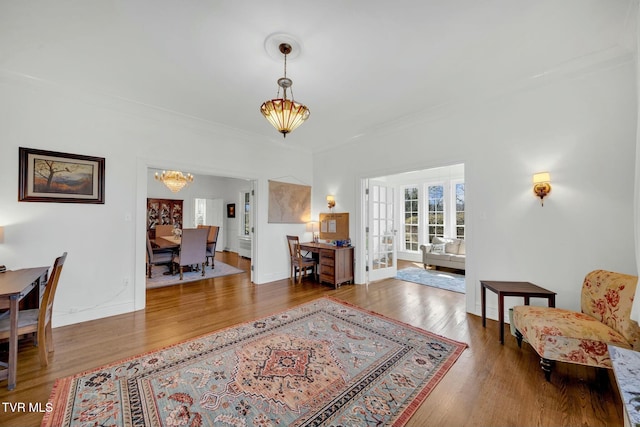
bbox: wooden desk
[299,243,354,288]
[0,266,49,390]
[480,280,556,344]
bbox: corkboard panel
[319,212,349,240]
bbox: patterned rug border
[43,296,468,427]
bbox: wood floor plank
[0,254,624,426]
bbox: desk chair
[0,252,67,367]
[286,235,317,284]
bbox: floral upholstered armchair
[512,270,640,381]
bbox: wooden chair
[155,224,174,237]
[199,225,220,269]
[286,235,317,284]
[146,234,173,278]
[172,228,208,280]
[0,252,67,367]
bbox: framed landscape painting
[19,147,105,204]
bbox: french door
[367,180,397,281]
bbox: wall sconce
[326,195,336,211]
[533,172,551,206]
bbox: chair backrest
[581,269,640,351]
[286,235,302,260]
[155,224,174,237]
[208,226,220,243]
[40,252,67,333]
[178,228,208,265]
[209,226,220,251]
[198,225,220,251]
[146,234,155,261]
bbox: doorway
[362,164,465,284]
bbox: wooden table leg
[8,296,18,390]
[481,284,487,328]
[498,292,505,344]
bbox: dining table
[153,235,182,250]
[0,266,49,390]
[152,235,214,251]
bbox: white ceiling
[1,0,637,152]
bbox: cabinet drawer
[320,249,335,260]
[320,274,335,283]
[320,264,335,275]
[320,257,335,267]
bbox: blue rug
[396,267,466,293]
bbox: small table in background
[480,280,556,344]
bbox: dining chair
[146,234,174,278]
[202,225,220,269]
[172,228,208,280]
[155,224,174,237]
[0,252,67,367]
[286,235,317,283]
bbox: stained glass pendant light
[260,43,310,137]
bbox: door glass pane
[371,184,394,270]
[427,185,444,243]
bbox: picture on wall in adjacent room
[18,147,105,204]
[227,203,236,218]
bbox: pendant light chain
[282,50,289,100]
[260,41,310,137]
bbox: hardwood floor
[0,254,624,426]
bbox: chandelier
[154,170,194,193]
[260,43,310,137]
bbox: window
[427,184,445,243]
[242,191,250,236]
[403,186,419,251]
[455,182,465,239]
[194,198,206,226]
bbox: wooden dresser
[300,242,354,288]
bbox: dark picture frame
[18,147,105,204]
[227,203,236,218]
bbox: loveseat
[512,270,640,381]
[419,237,465,271]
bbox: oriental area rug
[43,297,467,427]
[396,268,466,294]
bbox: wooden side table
[480,280,556,344]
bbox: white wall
[1,53,636,329]
[313,60,638,320]
[0,73,312,327]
